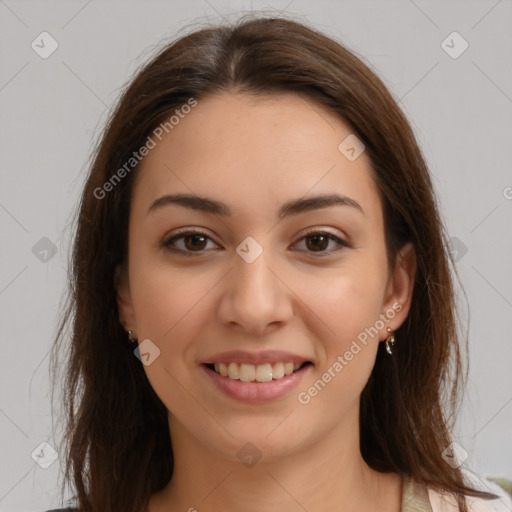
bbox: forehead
[132,91,383,226]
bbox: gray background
[0,0,511,510]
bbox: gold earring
[385,327,395,355]
[127,330,138,344]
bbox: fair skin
[116,91,416,512]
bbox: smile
[201,362,313,403]
[207,361,311,383]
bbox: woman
[49,14,512,512]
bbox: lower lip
[201,363,312,403]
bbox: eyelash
[161,228,352,257]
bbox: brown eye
[162,230,219,255]
[292,230,351,256]
[305,233,330,252]
[183,234,208,251]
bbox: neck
[148,410,402,512]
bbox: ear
[114,264,137,335]
[379,242,417,340]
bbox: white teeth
[255,363,273,383]
[239,363,256,382]
[272,362,285,379]
[211,361,307,383]
[227,362,239,380]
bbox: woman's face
[117,91,415,463]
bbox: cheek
[291,259,387,407]
[128,262,215,413]
[295,259,387,344]
[128,238,214,341]
[131,270,197,340]
[295,276,384,416]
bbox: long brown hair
[51,13,496,512]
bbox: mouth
[203,361,313,383]
[201,360,314,403]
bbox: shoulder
[427,472,512,512]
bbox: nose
[216,242,294,336]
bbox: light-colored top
[401,474,512,512]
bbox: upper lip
[202,350,312,366]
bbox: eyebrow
[147,193,365,219]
